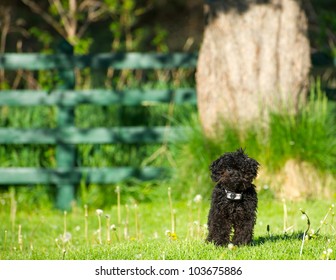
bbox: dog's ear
[249,158,260,178]
[237,147,260,178]
[209,157,222,182]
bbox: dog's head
[210,148,259,191]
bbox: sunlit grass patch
[0,187,335,260]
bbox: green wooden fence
[0,45,198,210]
[0,48,335,210]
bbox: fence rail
[0,49,335,209]
[0,167,168,185]
[0,48,197,210]
[0,89,196,106]
[0,127,186,144]
[0,52,198,70]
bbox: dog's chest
[214,187,255,216]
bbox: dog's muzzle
[225,189,242,200]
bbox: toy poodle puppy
[206,148,259,246]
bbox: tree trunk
[196,0,311,136]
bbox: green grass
[0,188,335,260]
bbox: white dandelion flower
[96,209,103,216]
[193,194,203,203]
[263,185,269,190]
[110,224,116,231]
[60,232,72,243]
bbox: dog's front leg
[232,219,255,245]
[207,214,232,246]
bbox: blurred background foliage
[0,0,335,53]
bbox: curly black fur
[206,148,259,246]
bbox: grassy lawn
[0,189,335,260]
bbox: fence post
[55,40,76,210]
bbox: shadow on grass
[252,231,304,246]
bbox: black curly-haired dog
[206,148,259,246]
